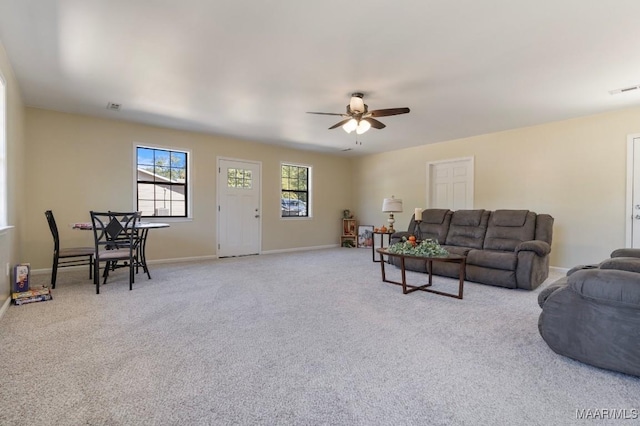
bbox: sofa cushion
[422,209,450,224]
[610,248,640,259]
[450,209,484,226]
[444,210,489,249]
[441,245,474,256]
[491,209,529,227]
[535,214,554,245]
[483,210,536,252]
[413,209,452,244]
[599,257,640,274]
[467,249,517,271]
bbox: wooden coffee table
[376,248,466,299]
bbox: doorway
[217,158,262,257]
[625,135,640,247]
[426,157,474,209]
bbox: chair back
[90,211,141,252]
[45,210,60,252]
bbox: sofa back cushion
[599,257,640,274]
[483,210,536,251]
[410,209,452,243]
[444,210,489,249]
[534,214,554,245]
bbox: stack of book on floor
[12,287,53,305]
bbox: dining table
[72,221,170,279]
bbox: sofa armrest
[569,269,640,308]
[515,240,551,256]
[610,248,640,258]
[538,276,568,308]
[390,231,410,245]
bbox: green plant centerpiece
[388,237,449,257]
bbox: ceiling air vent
[609,85,640,95]
[106,102,122,111]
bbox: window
[136,146,188,218]
[227,168,252,189]
[281,163,310,218]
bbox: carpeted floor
[0,248,638,425]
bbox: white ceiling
[1,0,640,156]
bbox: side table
[372,231,393,262]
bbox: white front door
[628,137,640,247]
[217,159,261,257]
[427,157,474,209]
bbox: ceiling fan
[307,92,410,135]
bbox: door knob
[635,215,640,220]
[255,214,260,218]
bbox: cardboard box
[13,264,30,293]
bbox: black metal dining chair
[45,210,94,288]
[90,211,141,294]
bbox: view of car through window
[281,198,307,217]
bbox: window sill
[141,217,193,224]
[0,225,14,236]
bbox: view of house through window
[281,163,310,217]
[136,146,188,217]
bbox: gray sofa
[538,249,640,376]
[390,209,554,290]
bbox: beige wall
[0,41,27,304]
[24,108,353,269]
[352,108,640,269]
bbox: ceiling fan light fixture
[349,93,365,113]
[356,120,371,134]
[343,118,358,133]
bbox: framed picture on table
[357,225,374,248]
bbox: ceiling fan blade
[367,107,410,118]
[328,118,353,129]
[363,117,386,129]
[307,111,349,117]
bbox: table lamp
[382,196,403,233]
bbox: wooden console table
[376,248,466,299]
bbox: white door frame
[426,156,474,209]
[216,156,262,256]
[625,134,640,247]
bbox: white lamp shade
[349,95,365,113]
[356,120,371,134]
[342,118,358,133]
[382,197,403,212]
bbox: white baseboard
[549,266,569,274]
[146,255,219,264]
[261,244,339,255]
[0,296,11,321]
[28,247,340,275]
[29,254,220,275]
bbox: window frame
[133,144,192,220]
[280,162,312,219]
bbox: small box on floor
[13,263,30,293]
[12,286,52,305]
